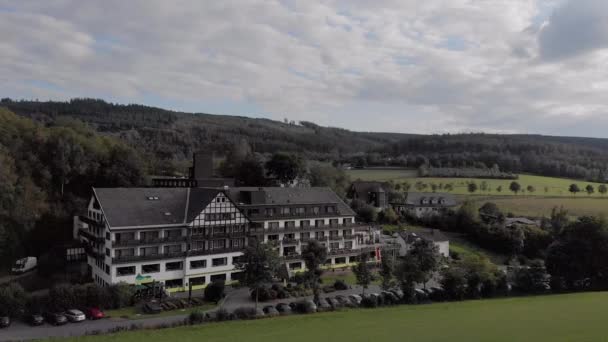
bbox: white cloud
[0,0,607,137]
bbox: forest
[3,98,608,182]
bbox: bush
[322,285,336,293]
[233,307,257,320]
[204,281,225,303]
[108,283,135,309]
[361,296,378,308]
[215,308,232,321]
[188,310,205,325]
[333,280,348,290]
[0,283,28,316]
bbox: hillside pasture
[466,196,608,218]
[70,292,608,342]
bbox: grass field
[71,292,608,342]
[465,195,608,218]
[347,169,608,197]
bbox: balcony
[250,223,369,235]
[343,235,355,240]
[282,238,299,245]
[84,244,105,259]
[283,253,302,260]
[78,229,105,244]
[112,251,185,264]
[187,247,245,257]
[191,231,248,240]
[328,235,342,241]
[113,235,188,247]
[79,215,105,229]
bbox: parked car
[390,289,404,300]
[143,302,162,314]
[45,312,68,326]
[295,299,317,314]
[276,303,292,315]
[84,307,105,320]
[381,291,399,304]
[262,305,279,317]
[28,313,44,326]
[348,294,363,305]
[326,297,342,309]
[0,316,10,328]
[336,295,356,308]
[11,256,37,274]
[415,289,429,302]
[64,309,86,322]
[316,298,332,312]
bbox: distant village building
[347,181,390,210]
[391,192,457,218]
[505,217,540,228]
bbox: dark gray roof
[402,192,457,207]
[399,229,449,243]
[505,217,539,226]
[93,187,221,228]
[227,187,355,216]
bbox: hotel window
[329,219,339,227]
[265,208,276,216]
[116,266,136,276]
[315,231,325,239]
[140,246,159,256]
[326,206,336,214]
[281,207,290,215]
[312,207,320,214]
[192,240,205,250]
[212,226,226,235]
[315,219,324,227]
[301,232,310,239]
[210,274,227,282]
[343,229,352,236]
[190,276,206,285]
[212,257,228,267]
[105,248,110,257]
[300,220,311,227]
[116,248,134,258]
[285,221,295,229]
[343,218,353,225]
[344,241,353,249]
[211,240,226,249]
[115,232,135,242]
[231,239,244,248]
[142,264,160,274]
[165,229,182,239]
[190,260,207,269]
[163,244,182,254]
[267,235,279,241]
[140,231,159,242]
[268,222,279,229]
[165,261,183,271]
[330,242,340,250]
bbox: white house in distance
[391,192,457,218]
[393,229,450,257]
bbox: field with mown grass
[68,292,608,342]
[465,195,608,218]
[347,169,608,197]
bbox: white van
[11,257,37,274]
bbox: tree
[569,184,580,196]
[265,152,303,185]
[496,185,502,193]
[236,242,281,311]
[234,157,267,186]
[355,204,378,223]
[352,252,373,295]
[379,256,395,290]
[0,283,28,317]
[526,185,535,194]
[509,181,521,195]
[585,184,595,196]
[440,267,467,301]
[379,207,398,224]
[302,240,327,304]
[478,202,504,223]
[308,162,351,197]
[204,281,225,303]
[513,260,549,294]
[548,206,569,237]
[599,184,608,196]
[467,182,478,194]
[395,239,440,298]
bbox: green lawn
[105,303,216,320]
[70,292,608,342]
[346,170,608,198]
[466,195,608,218]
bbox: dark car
[45,312,68,326]
[326,297,342,309]
[0,316,10,328]
[262,305,279,317]
[336,295,355,308]
[276,303,292,315]
[143,302,162,314]
[28,314,44,326]
[316,298,332,312]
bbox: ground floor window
[165,261,183,271]
[335,257,346,264]
[231,272,244,281]
[289,262,302,270]
[165,278,183,288]
[190,276,206,286]
[142,263,160,274]
[116,266,135,276]
[190,259,207,269]
[210,273,227,282]
[212,257,227,267]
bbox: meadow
[70,292,608,342]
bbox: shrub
[188,310,205,324]
[215,308,232,321]
[204,281,225,303]
[108,283,135,309]
[361,296,378,308]
[233,307,257,320]
[333,280,348,290]
[0,283,28,317]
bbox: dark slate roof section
[186,188,223,222]
[399,229,449,243]
[349,181,389,197]
[227,187,356,216]
[93,188,190,228]
[402,192,457,207]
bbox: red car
[85,307,105,320]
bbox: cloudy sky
[2,0,608,137]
